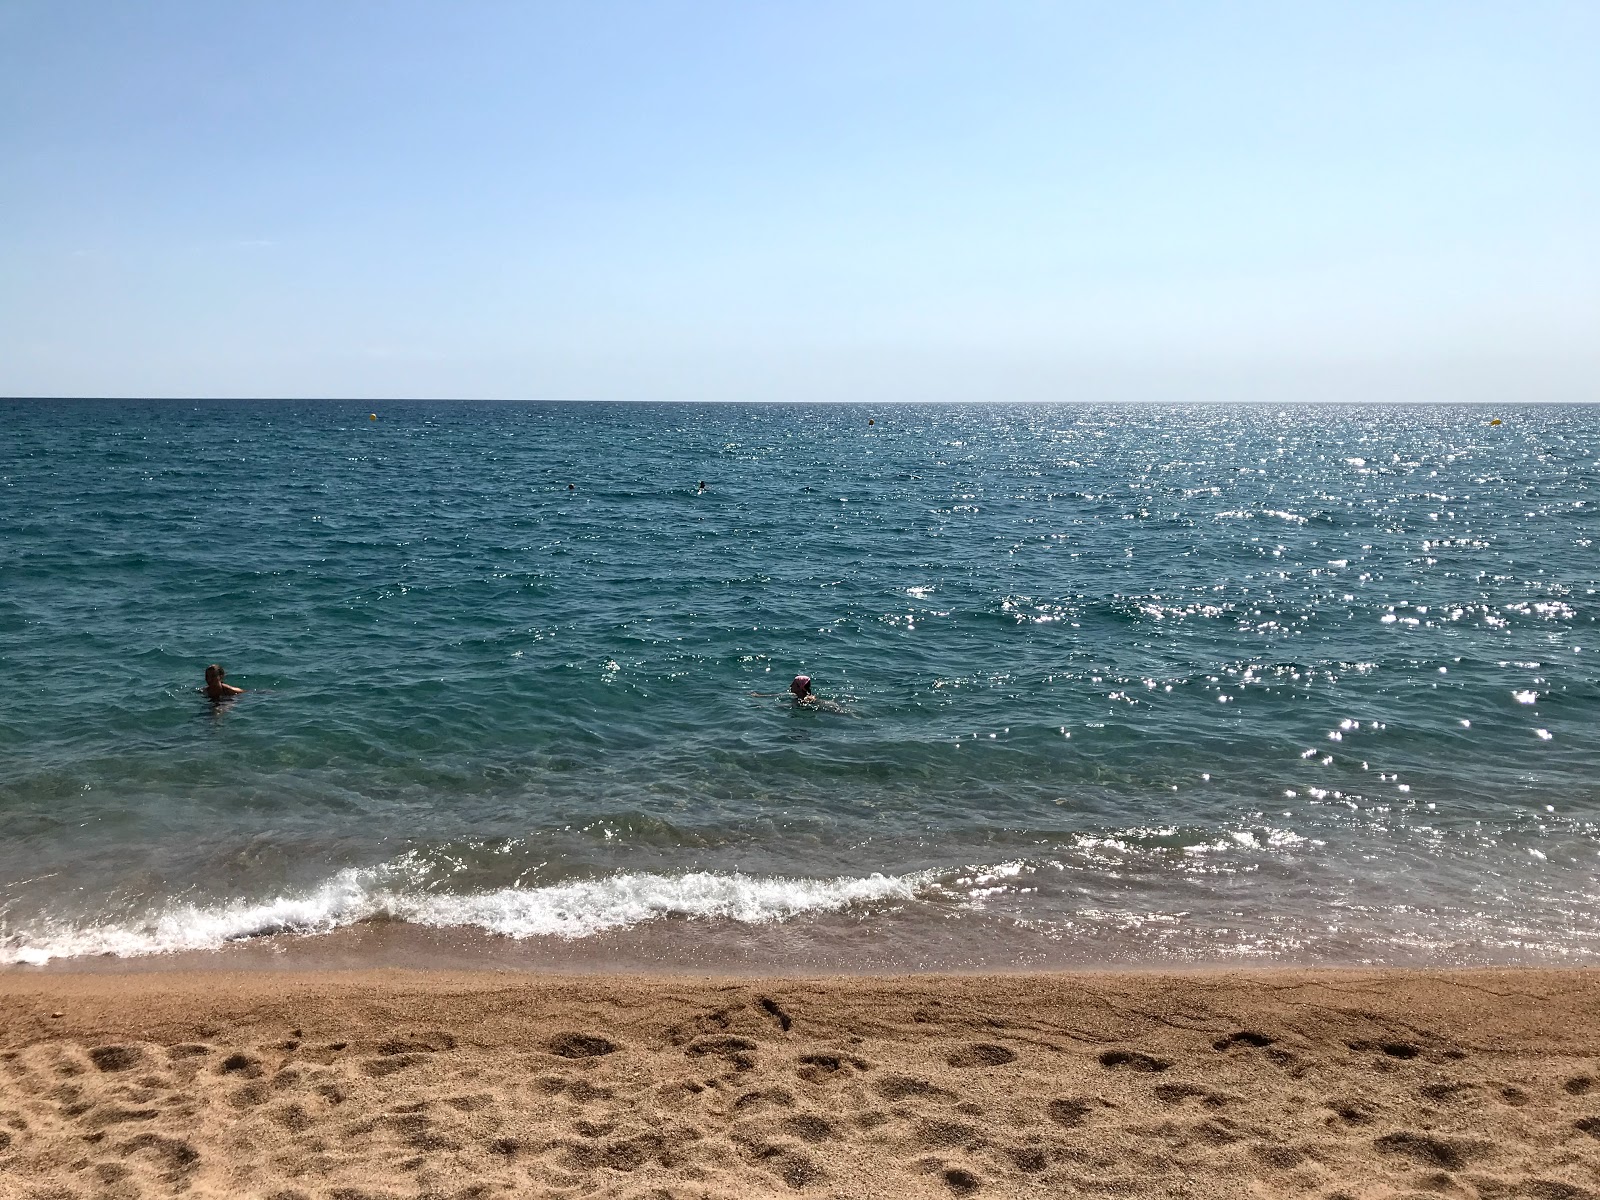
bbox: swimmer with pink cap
[751,673,833,709]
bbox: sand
[1,968,1598,1198]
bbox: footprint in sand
[1153,1082,1234,1108]
[1098,1049,1170,1073]
[546,1033,618,1059]
[1372,1129,1482,1170]
[777,1113,836,1144]
[119,1131,201,1179]
[85,1103,160,1129]
[1325,1097,1378,1125]
[1249,1142,1306,1170]
[946,1043,1016,1068]
[942,1166,981,1195]
[88,1045,145,1073]
[379,1031,457,1053]
[270,1102,314,1133]
[361,1054,422,1078]
[1213,1029,1311,1075]
[1347,1038,1422,1060]
[227,1081,269,1108]
[912,1118,985,1152]
[740,1134,825,1188]
[1005,1144,1048,1172]
[795,1052,868,1084]
[218,1053,263,1078]
[686,1036,757,1071]
[537,1075,613,1102]
[1417,1080,1475,1103]
[734,1087,796,1112]
[1047,1097,1109,1128]
[874,1075,954,1102]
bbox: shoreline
[13,909,1596,977]
[3,967,1598,1197]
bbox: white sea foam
[0,867,934,966]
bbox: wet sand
[2,967,1598,1198]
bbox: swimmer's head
[789,674,812,698]
[205,664,224,685]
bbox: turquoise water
[2,399,1597,968]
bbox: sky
[2,1,1596,403]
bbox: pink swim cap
[790,675,811,696]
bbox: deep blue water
[1,400,1596,968]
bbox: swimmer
[199,663,243,701]
[698,480,707,492]
[750,673,847,713]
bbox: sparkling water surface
[1,400,1596,968]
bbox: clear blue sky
[2,1,1596,402]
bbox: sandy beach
[0,968,1596,1198]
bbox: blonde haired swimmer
[199,664,244,701]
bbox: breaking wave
[0,865,937,966]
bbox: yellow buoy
[369,413,377,420]
[1490,418,1501,426]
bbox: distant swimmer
[568,483,575,491]
[199,663,243,701]
[698,480,707,492]
[749,673,846,713]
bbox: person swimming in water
[199,663,244,701]
[750,673,845,712]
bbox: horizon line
[3,396,1592,406]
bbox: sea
[1,399,1596,972]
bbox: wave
[0,863,937,966]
